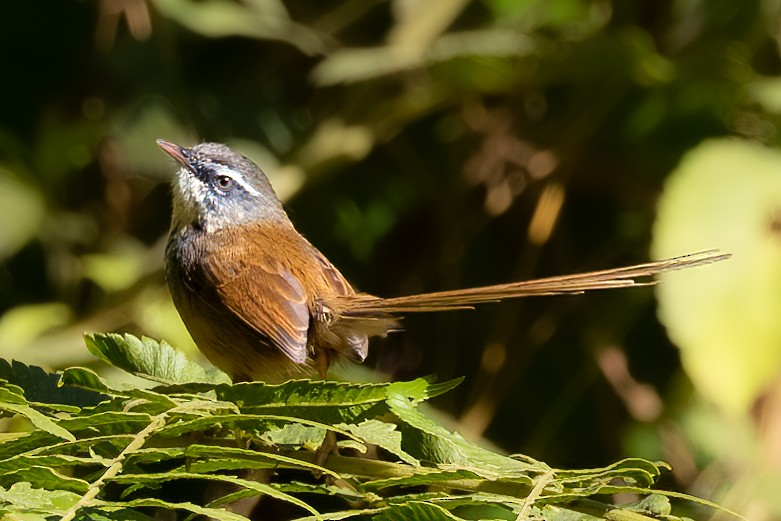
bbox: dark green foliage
[0,334,737,520]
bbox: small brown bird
[158,139,729,383]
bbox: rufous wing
[205,250,311,365]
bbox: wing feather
[206,245,311,364]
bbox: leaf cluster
[0,335,732,520]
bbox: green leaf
[183,444,339,478]
[338,420,419,466]
[96,497,251,521]
[372,501,467,521]
[109,471,320,517]
[84,333,231,385]
[0,431,63,460]
[214,376,448,425]
[652,138,781,414]
[387,393,534,479]
[261,422,326,450]
[152,0,326,55]
[0,332,731,520]
[626,494,671,516]
[0,360,103,407]
[0,453,110,476]
[59,366,120,395]
[0,482,80,514]
[554,458,665,489]
[72,507,158,520]
[0,170,45,260]
[216,379,393,424]
[58,411,154,435]
[0,467,89,494]
[421,377,464,400]
[363,469,486,491]
[0,400,74,442]
[0,383,26,405]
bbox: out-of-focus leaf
[112,101,194,177]
[81,238,151,293]
[652,138,781,414]
[747,77,781,114]
[486,0,607,32]
[312,29,536,86]
[0,170,44,259]
[0,304,71,350]
[133,286,198,358]
[298,119,374,169]
[387,0,469,51]
[152,0,326,55]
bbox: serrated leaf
[261,422,326,450]
[108,471,319,517]
[373,501,466,521]
[626,494,671,516]
[59,367,119,395]
[0,431,64,460]
[72,506,158,520]
[338,420,419,466]
[183,444,340,478]
[553,458,665,490]
[0,360,104,407]
[275,481,369,500]
[0,401,74,442]
[213,377,448,426]
[387,393,533,479]
[0,332,729,520]
[216,379,392,424]
[0,467,89,494]
[0,482,80,513]
[84,333,230,385]
[363,469,486,491]
[20,435,137,462]
[422,377,464,400]
[0,382,26,404]
[96,497,251,521]
[57,411,154,435]
[386,492,521,520]
[0,453,109,476]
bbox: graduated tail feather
[337,250,731,317]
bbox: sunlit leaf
[0,482,80,515]
[84,333,231,385]
[652,138,781,413]
[0,169,44,260]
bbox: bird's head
[157,139,288,232]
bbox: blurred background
[2,0,781,518]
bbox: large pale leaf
[652,138,781,413]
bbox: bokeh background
[2,0,781,518]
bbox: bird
[157,139,729,383]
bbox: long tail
[339,250,730,317]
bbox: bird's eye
[214,175,235,192]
